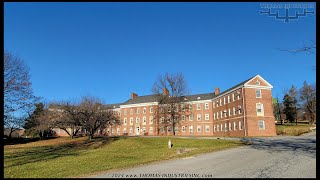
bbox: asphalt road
[90,132,316,178]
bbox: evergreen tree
[283,94,296,124]
[23,103,45,136]
[288,85,298,125]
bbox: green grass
[276,123,316,136]
[4,136,243,178]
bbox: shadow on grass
[5,136,123,168]
[4,137,57,145]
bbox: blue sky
[4,2,316,104]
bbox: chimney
[215,87,220,95]
[163,88,169,96]
[131,93,138,99]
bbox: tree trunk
[8,128,14,139]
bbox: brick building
[54,74,276,137]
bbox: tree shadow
[4,137,57,145]
[240,137,316,158]
[5,136,123,168]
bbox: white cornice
[120,102,159,108]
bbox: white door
[136,126,140,135]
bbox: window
[136,108,140,114]
[259,120,265,130]
[197,126,202,132]
[117,128,120,134]
[217,112,219,119]
[167,126,171,132]
[228,96,230,103]
[189,104,193,111]
[256,103,264,116]
[214,113,216,120]
[130,118,133,125]
[232,94,235,101]
[224,97,226,104]
[197,103,201,110]
[221,124,223,131]
[181,104,185,111]
[238,106,242,114]
[213,102,215,109]
[205,114,209,120]
[130,109,133,115]
[205,103,209,109]
[229,123,232,131]
[256,89,262,98]
[130,127,133,133]
[239,121,243,130]
[174,104,179,112]
[220,99,222,106]
[189,115,193,121]
[161,107,164,113]
[160,117,164,123]
[150,107,153,113]
[228,109,231,116]
[217,125,219,131]
[234,122,237,130]
[142,116,146,125]
[124,109,127,115]
[143,107,146,114]
[225,123,227,132]
[189,125,193,132]
[168,105,171,112]
[214,125,217,132]
[174,126,178,132]
[182,115,185,121]
[150,127,153,133]
[149,116,153,124]
[205,125,210,132]
[123,128,127,133]
[197,114,201,121]
[256,81,260,85]
[224,110,227,117]
[161,127,165,133]
[233,107,236,115]
[216,101,219,107]
[237,92,241,100]
[220,111,223,118]
[182,126,186,132]
[136,117,140,123]
[124,118,127,125]
[142,127,146,133]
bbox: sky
[4,2,316,104]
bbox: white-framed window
[224,123,227,132]
[168,105,171,112]
[161,107,164,113]
[214,113,216,120]
[142,127,146,133]
[174,126,178,132]
[224,110,227,117]
[143,107,146,114]
[149,116,153,124]
[124,118,127,125]
[123,128,127,133]
[232,94,235,101]
[150,127,153,133]
[205,125,210,132]
[233,107,236,115]
[117,128,120,134]
[167,126,171,132]
[224,97,226,105]
[239,121,243,130]
[205,114,209,120]
[142,116,146,125]
[182,126,186,132]
[217,125,219,132]
[221,124,223,131]
[197,125,202,132]
[214,125,217,132]
[220,99,222,106]
[136,117,140,123]
[150,107,153,113]
[205,103,209,109]
[130,127,133,133]
[161,127,165,133]
[229,123,232,131]
[174,104,179,112]
[213,102,215,109]
[182,115,185,121]
[216,101,219,107]
[189,125,193,132]
[197,103,201,110]
[160,117,164,123]
[234,122,237,130]
[259,120,265,130]
[220,111,223,118]
[256,89,262,98]
[228,95,230,103]
[217,112,219,119]
[256,81,260,85]
[189,104,193,111]
[130,109,133,115]
[237,92,241,100]
[256,103,264,116]
[124,109,127,115]
[130,117,133,125]
[238,106,242,114]
[228,109,231,116]
[189,115,193,121]
[197,114,201,121]
[181,104,185,111]
[136,108,140,114]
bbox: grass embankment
[276,123,316,136]
[4,136,243,178]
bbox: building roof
[122,94,162,105]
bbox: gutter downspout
[242,87,247,136]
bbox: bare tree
[152,73,189,135]
[4,115,26,139]
[77,96,120,140]
[299,81,316,125]
[4,51,39,137]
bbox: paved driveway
[89,132,316,178]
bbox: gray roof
[104,75,256,108]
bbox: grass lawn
[276,123,316,136]
[4,136,244,178]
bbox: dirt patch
[176,148,198,154]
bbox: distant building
[4,128,25,138]
[53,74,276,137]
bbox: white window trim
[189,115,193,121]
[182,126,186,132]
[149,116,153,124]
[205,114,209,120]
[143,107,146,114]
[150,107,153,113]
[197,126,202,132]
[234,122,237,130]
[124,118,127,125]
[256,103,264,116]
[256,89,262,98]
[259,120,266,130]
[197,103,201,110]
[205,103,209,110]
[197,114,201,121]
[205,125,210,132]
